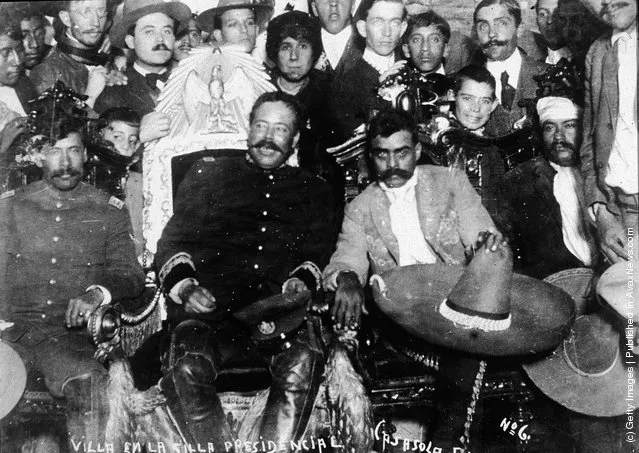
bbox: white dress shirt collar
[611,26,637,46]
[545,46,573,65]
[321,26,353,69]
[486,49,522,103]
[363,47,396,74]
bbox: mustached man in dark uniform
[0,107,145,450]
[154,91,336,451]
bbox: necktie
[500,71,516,111]
[145,72,170,90]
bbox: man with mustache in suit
[94,0,192,145]
[472,0,549,136]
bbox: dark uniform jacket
[29,46,89,95]
[155,156,336,324]
[94,65,159,116]
[0,180,145,345]
[497,156,588,278]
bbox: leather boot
[160,320,234,452]
[63,372,116,451]
[259,334,324,452]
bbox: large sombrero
[370,244,575,356]
[198,0,274,34]
[523,267,634,417]
[0,341,27,420]
[109,0,193,49]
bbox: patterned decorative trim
[289,261,322,292]
[159,252,196,290]
[439,299,512,331]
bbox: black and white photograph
[0,0,636,451]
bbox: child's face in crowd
[357,1,407,57]
[454,79,498,131]
[403,25,448,73]
[101,121,140,157]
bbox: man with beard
[29,0,127,108]
[266,11,334,177]
[0,113,145,451]
[498,96,597,278]
[473,0,549,136]
[94,0,191,144]
[153,91,335,451]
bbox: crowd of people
[0,0,636,452]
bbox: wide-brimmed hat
[370,248,575,356]
[597,261,639,317]
[0,341,27,420]
[523,267,634,417]
[198,0,274,34]
[109,0,193,49]
[523,310,633,416]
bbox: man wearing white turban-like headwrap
[496,95,597,278]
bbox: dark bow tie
[145,72,170,89]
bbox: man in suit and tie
[94,0,192,144]
[473,0,548,136]
[580,0,637,267]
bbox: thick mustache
[482,39,508,49]
[254,140,284,153]
[152,43,170,51]
[551,141,576,152]
[51,169,81,178]
[380,168,413,180]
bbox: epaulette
[0,190,15,200]
[202,156,216,162]
[108,196,125,210]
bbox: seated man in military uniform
[154,91,336,451]
[0,109,145,449]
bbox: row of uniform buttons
[253,174,276,270]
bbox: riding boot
[259,333,325,452]
[160,319,234,452]
[63,372,115,451]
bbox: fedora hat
[0,341,27,420]
[109,0,193,49]
[198,0,274,33]
[370,241,575,356]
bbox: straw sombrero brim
[523,330,629,416]
[523,267,634,417]
[110,2,193,49]
[0,341,27,420]
[371,264,575,357]
[198,3,274,33]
